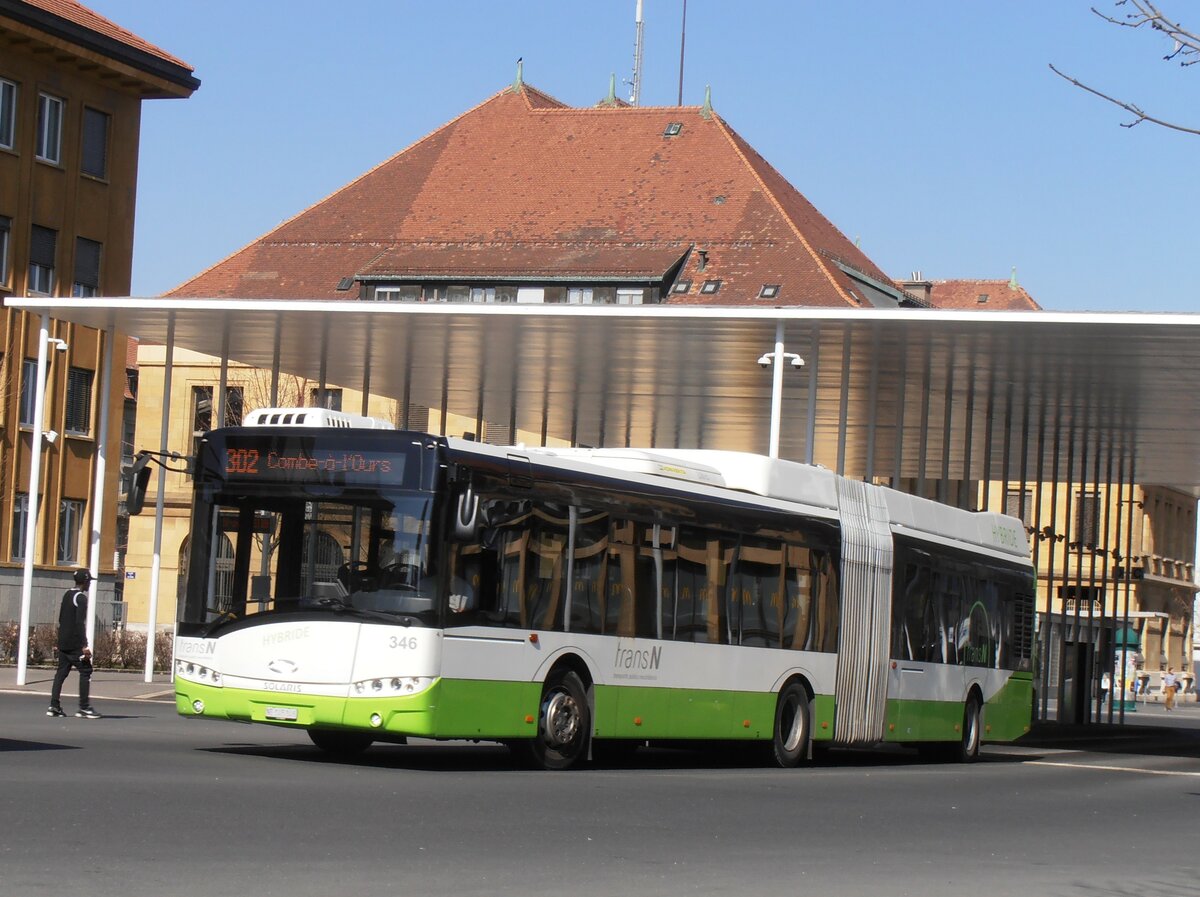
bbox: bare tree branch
[1049,63,1200,134]
[1091,2,1200,65]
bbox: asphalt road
[2,692,1198,897]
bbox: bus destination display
[219,438,407,485]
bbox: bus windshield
[180,489,439,630]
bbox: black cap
[73,569,92,586]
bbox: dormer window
[663,122,682,137]
[700,279,721,295]
[758,284,780,299]
[977,293,989,304]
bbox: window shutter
[81,108,109,177]
[30,226,56,268]
[66,367,94,434]
[74,238,101,289]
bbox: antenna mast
[630,0,645,105]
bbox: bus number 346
[389,636,418,650]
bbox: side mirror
[126,452,154,515]
[453,484,480,542]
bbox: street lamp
[759,321,804,460]
[16,321,69,685]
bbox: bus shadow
[0,737,80,753]
[201,739,1030,771]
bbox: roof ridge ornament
[511,57,524,93]
[700,84,713,119]
[1009,266,1019,290]
[599,73,619,107]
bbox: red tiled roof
[359,243,689,280]
[926,279,1041,311]
[171,85,888,307]
[16,0,193,70]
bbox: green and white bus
[169,409,1035,769]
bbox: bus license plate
[265,706,298,721]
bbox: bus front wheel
[769,682,812,768]
[526,669,590,770]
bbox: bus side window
[671,527,730,645]
[733,537,785,648]
[494,502,569,631]
[570,509,608,635]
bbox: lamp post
[16,318,68,685]
[758,321,804,459]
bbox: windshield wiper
[302,595,414,626]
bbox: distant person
[47,570,101,719]
[1163,667,1178,712]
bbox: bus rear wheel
[769,682,812,768]
[955,695,982,763]
[526,669,590,770]
[307,728,374,758]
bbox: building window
[72,237,101,297]
[81,107,109,178]
[57,498,85,564]
[700,279,722,295]
[65,367,94,435]
[28,225,56,295]
[19,358,37,426]
[372,284,420,301]
[567,287,593,304]
[616,288,644,305]
[758,284,781,299]
[1074,490,1102,548]
[470,286,496,303]
[1005,488,1033,528]
[672,280,692,294]
[308,388,342,411]
[35,93,64,164]
[0,215,10,288]
[192,385,244,457]
[12,493,31,561]
[0,78,15,150]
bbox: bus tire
[527,669,590,770]
[769,682,811,768]
[955,695,982,763]
[307,728,374,757]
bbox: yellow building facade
[0,0,195,626]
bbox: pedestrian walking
[1163,667,1178,712]
[47,570,101,719]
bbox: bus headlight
[369,713,383,728]
[192,700,205,714]
[352,676,434,696]
[177,662,223,686]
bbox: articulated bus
[166,408,1035,769]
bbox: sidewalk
[0,664,174,704]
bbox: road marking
[1027,760,1200,778]
[133,689,176,700]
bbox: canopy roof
[12,297,1200,496]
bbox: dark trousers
[50,650,92,709]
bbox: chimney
[899,270,932,305]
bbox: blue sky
[87,0,1198,312]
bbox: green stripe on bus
[178,678,840,743]
[883,675,1032,743]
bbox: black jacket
[56,588,89,654]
